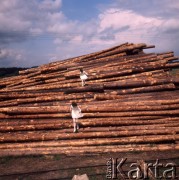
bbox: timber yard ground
[0,150,178,179]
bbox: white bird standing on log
[70,102,83,133]
[80,68,88,86]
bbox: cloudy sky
[0,0,179,67]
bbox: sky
[0,0,179,67]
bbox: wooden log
[0,135,177,149]
[32,72,65,81]
[73,52,150,69]
[0,92,64,100]
[172,77,179,84]
[0,144,178,156]
[157,51,174,56]
[1,90,178,107]
[96,92,176,100]
[0,116,168,126]
[19,43,130,76]
[103,77,173,89]
[64,59,165,79]
[0,115,175,125]
[19,67,39,75]
[16,98,94,107]
[102,83,175,96]
[8,81,44,90]
[82,43,147,61]
[103,90,179,102]
[0,121,178,132]
[37,42,129,69]
[29,77,171,95]
[0,93,94,107]
[91,97,179,106]
[31,70,165,92]
[0,118,177,130]
[44,69,166,86]
[1,102,179,114]
[82,64,164,80]
[65,54,152,76]
[64,85,104,94]
[81,117,179,127]
[0,104,179,117]
[166,62,179,68]
[78,53,158,71]
[94,94,179,104]
[3,73,167,91]
[90,58,167,74]
[0,128,178,143]
[82,104,179,112]
[0,75,27,85]
[0,69,173,93]
[76,122,179,132]
[86,72,166,84]
[82,110,179,117]
[143,45,155,49]
[63,53,157,76]
[9,44,177,80]
[81,58,176,80]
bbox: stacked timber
[0,42,178,157]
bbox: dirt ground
[0,150,178,180]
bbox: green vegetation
[170,68,179,76]
[0,67,28,78]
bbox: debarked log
[104,77,173,89]
[0,143,178,157]
[0,92,64,100]
[1,103,179,114]
[83,43,147,61]
[101,83,175,96]
[0,93,94,107]
[64,85,104,94]
[0,128,178,143]
[0,121,178,132]
[0,135,177,149]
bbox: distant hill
[0,68,28,78]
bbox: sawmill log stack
[0,42,178,157]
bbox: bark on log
[103,77,173,89]
[101,83,175,96]
[0,144,178,156]
[0,92,64,100]
[0,128,178,143]
[1,103,179,114]
[0,135,177,149]
[0,94,94,107]
[0,121,178,132]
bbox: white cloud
[0,48,25,67]
[0,0,179,67]
[0,48,19,59]
[0,0,73,41]
[82,6,179,54]
[0,0,78,66]
[162,0,179,11]
[52,4,179,61]
[39,0,62,11]
[97,8,163,42]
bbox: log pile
[0,42,178,157]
